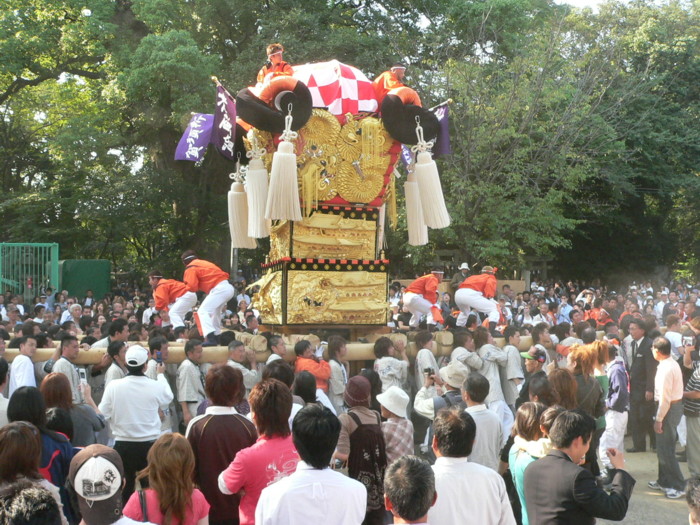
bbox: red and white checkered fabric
[292,60,378,116]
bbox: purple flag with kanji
[174,113,214,161]
[433,104,451,157]
[212,84,237,160]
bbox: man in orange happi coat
[372,63,407,104]
[455,266,500,333]
[147,271,198,329]
[403,268,444,329]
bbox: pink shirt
[654,356,684,422]
[219,435,299,525]
[123,488,209,525]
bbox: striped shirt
[684,361,700,417]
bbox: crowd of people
[1,261,700,524]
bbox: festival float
[176,59,451,330]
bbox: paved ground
[599,437,690,524]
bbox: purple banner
[433,104,451,157]
[212,85,237,160]
[174,113,214,161]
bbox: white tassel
[245,157,271,237]
[264,105,302,221]
[228,181,257,249]
[405,175,428,246]
[415,151,450,229]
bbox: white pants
[455,288,499,326]
[165,291,197,329]
[678,415,687,447]
[403,292,434,327]
[488,399,514,446]
[599,410,628,469]
[198,280,235,336]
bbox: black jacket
[628,336,657,399]
[524,449,635,524]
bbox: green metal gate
[0,243,59,301]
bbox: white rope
[410,116,434,154]
[246,133,267,160]
[280,104,298,142]
[229,155,244,183]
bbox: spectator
[219,379,299,525]
[377,386,414,465]
[508,402,548,525]
[7,386,75,524]
[516,348,547,408]
[687,476,700,525]
[626,318,657,453]
[8,336,38,397]
[524,410,635,523]
[412,330,441,394]
[528,374,558,406]
[255,404,366,525]
[0,421,68,525]
[0,479,63,525]
[187,365,256,525]
[145,336,177,434]
[547,368,578,410]
[67,444,136,525]
[123,433,210,524]
[327,335,349,414]
[98,345,173,502]
[40,373,104,447]
[178,339,206,427]
[227,340,260,397]
[428,407,515,524]
[333,375,387,525]
[0,358,8,427]
[293,340,331,393]
[384,456,437,525]
[599,338,629,485]
[261,360,302,426]
[462,371,502,470]
[293,371,318,405]
[414,360,468,422]
[649,336,685,499]
[373,336,409,392]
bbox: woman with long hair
[123,433,210,524]
[0,421,68,525]
[293,371,318,405]
[7,386,76,523]
[40,372,105,447]
[569,343,605,475]
[327,335,349,414]
[547,368,578,410]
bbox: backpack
[347,411,387,511]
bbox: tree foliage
[0,0,698,283]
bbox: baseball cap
[125,345,148,367]
[520,347,547,363]
[69,445,124,525]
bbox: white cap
[125,345,148,367]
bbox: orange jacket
[153,279,190,312]
[372,70,405,104]
[295,357,331,392]
[459,273,497,299]
[183,259,229,294]
[257,61,293,85]
[405,274,440,304]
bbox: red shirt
[458,273,497,299]
[183,259,229,294]
[153,279,190,311]
[405,274,440,304]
